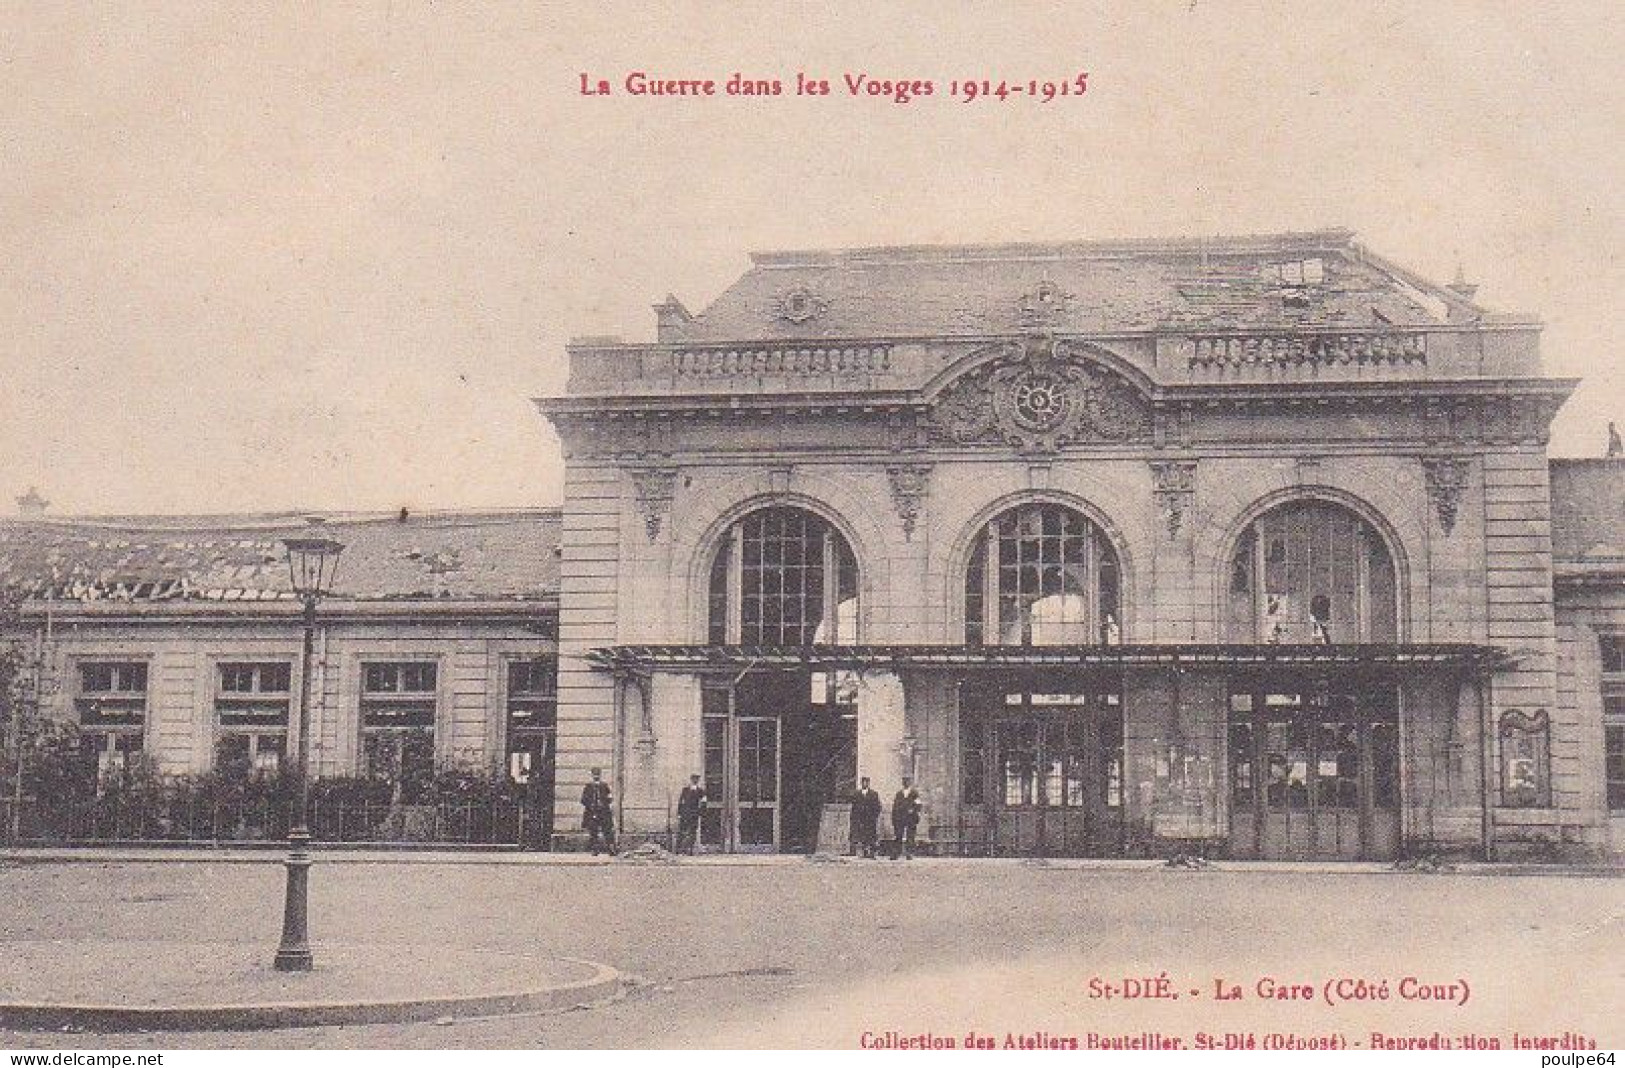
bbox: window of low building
[1601,635,1625,813]
[360,661,437,800]
[505,658,557,786]
[73,661,148,781]
[214,661,291,776]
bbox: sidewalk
[2,844,1618,877]
[0,940,622,1032]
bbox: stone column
[621,672,701,842]
[857,669,907,787]
[1123,669,1227,855]
[901,671,959,844]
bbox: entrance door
[506,728,555,848]
[699,712,782,852]
[960,683,1124,857]
[1228,683,1400,859]
[698,672,851,854]
[735,716,780,850]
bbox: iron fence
[1,795,551,848]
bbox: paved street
[1,855,1621,1050]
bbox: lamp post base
[272,835,314,972]
[272,948,313,972]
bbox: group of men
[579,767,926,859]
[847,775,923,859]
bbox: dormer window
[1273,258,1325,286]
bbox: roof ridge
[0,506,562,533]
[750,229,1357,268]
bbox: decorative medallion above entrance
[928,336,1152,451]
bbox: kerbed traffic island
[0,940,623,1032]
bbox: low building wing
[0,509,561,604]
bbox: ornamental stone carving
[628,466,679,541]
[885,464,932,541]
[1149,460,1197,538]
[1421,456,1470,535]
[1016,280,1074,326]
[927,336,1151,451]
[775,286,829,325]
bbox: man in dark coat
[849,776,881,858]
[891,776,923,860]
[581,767,616,855]
[676,773,707,854]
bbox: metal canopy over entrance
[591,644,1504,860]
[588,642,1510,674]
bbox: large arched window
[707,506,859,646]
[1226,499,1398,643]
[964,503,1121,647]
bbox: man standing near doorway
[849,776,881,858]
[581,767,616,856]
[676,773,707,855]
[891,776,923,860]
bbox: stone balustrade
[1184,331,1427,369]
[671,343,892,377]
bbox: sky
[2,1,1620,516]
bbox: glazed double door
[700,714,780,852]
[962,702,1125,857]
[1228,686,1401,860]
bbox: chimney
[16,486,48,516]
[653,294,692,342]
[1447,264,1478,301]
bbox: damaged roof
[0,509,561,604]
[1550,459,1625,570]
[657,229,1493,344]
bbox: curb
[0,958,622,1033]
[1,848,1618,878]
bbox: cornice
[566,320,1542,357]
[16,597,559,625]
[537,377,1578,418]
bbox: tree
[0,591,83,841]
[0,591,36,839]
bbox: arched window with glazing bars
[964,503,1122,647]
[1226,499,1398,644]
[707,506,859,647]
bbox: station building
[538,229,1624,861]
[3,230,1621,861]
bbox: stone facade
[1,511,561,841]
[21,609,554,779]
[1550,459,1625,856]
[540,230,1621,861]
[3,231,1619,862]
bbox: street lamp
[273,534,344,972]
